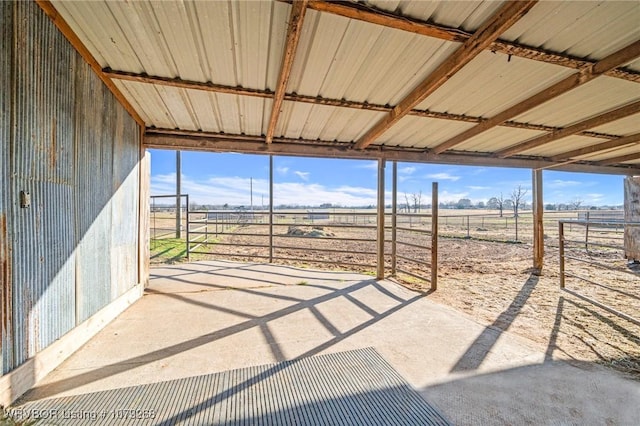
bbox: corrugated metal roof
[379,116,476,148]
[278,101,385,141]
[415,51,575,117]
[454,126,547,153]
[591,112,640,136]
[47,0,640,172]
[500,0,640,61]
[288,9,460,105]
[521,135,609,157]
[514,77,640,127]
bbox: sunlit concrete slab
[18,260,639,425]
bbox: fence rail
[559,219,640,326]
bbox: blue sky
[149,149,624,207]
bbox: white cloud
[356,161,378,170]
[276,166,289,175]
[438,190,470,203]
[399,166,416,175]
[547,179,581,189]
[294,171,310,181]
[151,173,387,207]
[426,172,460,182]
[467,186,491,190]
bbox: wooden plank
[106,69,621,141]
[144,129,640,175]
[624,177,640,260]
[266,0,308,144]
[431,40,640,154]
[354,0,538,150]
[532,169,544,271]
[138,128,150,288]
[497,100,640,157]
[35,1,144,127]
[103,69,274,98]
[551,131,640,161]
[598,150,640,165]
[298,0,640,83]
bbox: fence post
[376,159,385,280]
[269,155,274,263]
[186,194,190,260]
[466,215,470,239]
[585,211,590,251]
[559,221,565,288]
[392,161,397,276]
[515,214,519,242]
[431,182,438,291]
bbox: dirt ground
[153,220,640,379]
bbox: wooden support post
[559,221,565,288]
[377,159,386,280]
[391,161,397,276]
[138,136,150,287]
[431,182,438,290]
[533,169,544,271]
[269,155,274,263]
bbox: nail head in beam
[431,39,640,155]
[266,0,308,144]
[497,100,640,158]
[353,0,538,150]
[36,0,145,127]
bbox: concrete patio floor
[20,260,639,425]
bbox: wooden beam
[432,40,640,154]
[599,151,640,165]
[36,1,144,127]
[144,129,640,175]
[496,100,640,158]
[266,0,308,144]
[353,0,537,149]
[107,69,622,141]
[551,131,640,161]
[103,69,274,99]
[532,169,544,271]
[298,0,640,84]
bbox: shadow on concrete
[450,272,540,372]
[423,359,640,425]
[23,276,425,400]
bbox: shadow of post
[451,273,540,372]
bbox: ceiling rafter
[143,128,640,176]
[353,0,538,150]
[550,131,640,161]
[266,0,308,144]
[431,40,640,155]
[293,0,640,83]
[495,100,640,158]
[599,151,640,165]
[105,69,622,141]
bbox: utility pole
[176,150,182,239]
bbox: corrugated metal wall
[1,1,141,374]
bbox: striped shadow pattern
[17,347,449,425]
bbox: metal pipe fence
[559,219,640,326]
[150,194,189,240]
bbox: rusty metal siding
[2,1,141,373]
[1,1,13,375]
[10,1,77,363]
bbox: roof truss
[353,0,538,149]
